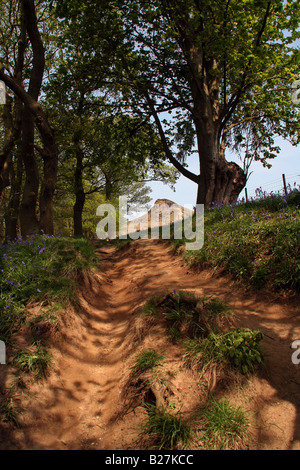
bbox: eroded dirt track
[1,239,300,450]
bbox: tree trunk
[40,143,58,235]
[105,175,113,201]
[19,106,39,236]
[73,150,85,237]
[195,122,247,207]
[5,152,23,241]
[196,159,247,206]
[73,191,86,238]
[0,96,22,200]
[0,0,59,236]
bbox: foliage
[42,4,179,237]
[53,0,300,205]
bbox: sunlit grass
[174,192,300,292]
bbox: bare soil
[0,239,300,450]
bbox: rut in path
[1,239,300,450]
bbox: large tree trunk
[21,0,44,235]
[196,158,247,206]
[195,123,247,206]
[145,84,247,208]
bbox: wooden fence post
[245,188,248,202]
[282,174,287,196]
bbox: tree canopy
[0,0,299,239]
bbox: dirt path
[1,239,300,450]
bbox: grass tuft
[197,397,250,450]
[141,403,192,449]
[0,386,22,426]
[13,345,52,379]
[130,349,165,375]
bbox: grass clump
[142,290,232,343]
[13,344,52,380]
[0,386,22,425]
[142,297,159,317]
[142,403,192,450]
[130,349,165,375]
[157,291,232,342]
[197,397,250,450]
[184,328,264,375]
[203,297,230,317]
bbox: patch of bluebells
[0,233,97,343]
[0,234,60,336]
[207,187,299,213]
[0,233,57,300]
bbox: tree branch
[144,90,199,184]
[23,0,45,100]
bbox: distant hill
[121,199,194,236]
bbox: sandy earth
[0,239,300,450]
